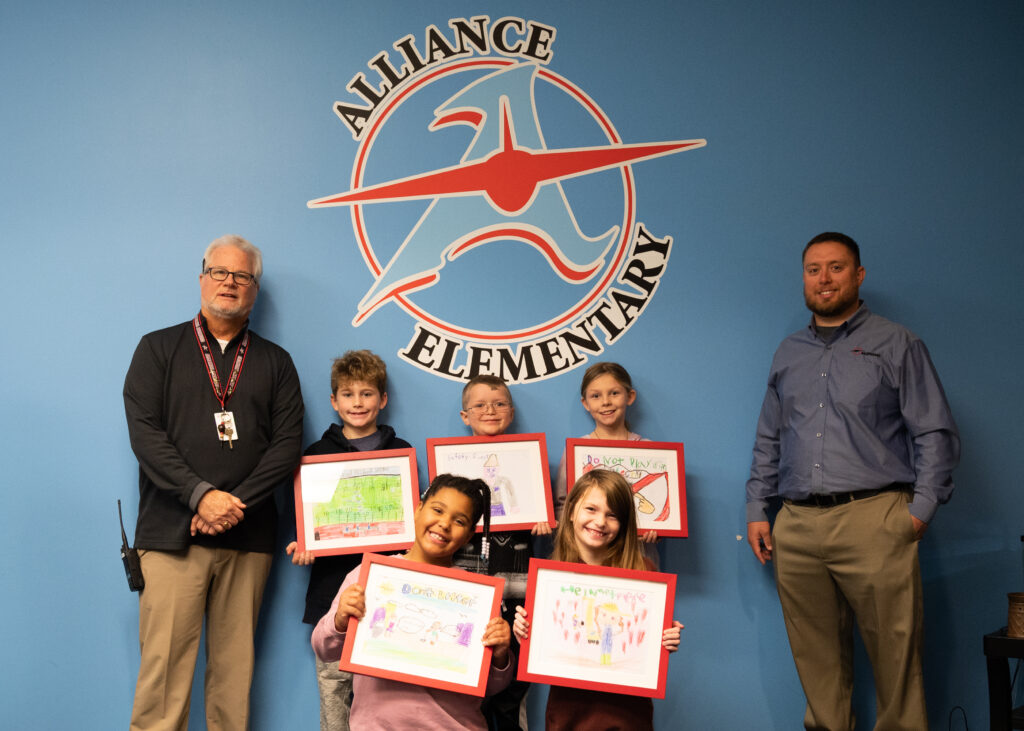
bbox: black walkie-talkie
[119,499,145,592]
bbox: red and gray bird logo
[310,59,705,346]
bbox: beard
[206,300,248,319]
[203,290,255,322]
[804,289,859,320]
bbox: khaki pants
[773,490,926,731]
[130,545,273,731]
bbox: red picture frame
[516,558,676,698]
[339,553,505,696]
[564,439,688,538]
[294,448,420,557]
[426,433,555,532]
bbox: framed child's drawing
[517,558,676,698]
[427,434,555,532]
[294,448,420,557]
[339,553,505,696]
[565,439,687,537]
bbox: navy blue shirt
[746,304,960,524]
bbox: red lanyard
[192,315,250,410]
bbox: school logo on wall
[309,16,705,382]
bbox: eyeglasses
[465,401,512,413]
[204,267,257,286]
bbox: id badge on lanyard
[193,316,250,449]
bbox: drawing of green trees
[312,472,404,527]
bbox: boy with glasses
[455,375,546,730]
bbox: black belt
[786,484,910,508]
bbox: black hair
[422,473,492,570]
[803,231,861,268]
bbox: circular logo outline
[350,58,637,343]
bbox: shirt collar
[197,312,250,346]
[805,301,870,340]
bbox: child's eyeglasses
[465,401,511,413]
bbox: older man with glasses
[123,234,304,730]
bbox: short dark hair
[803,232,860,268]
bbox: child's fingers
[481,617,511,647]
[285,542,315,565]
[662,620,684,652]
[531,521,552,536]
[662,620,684,637]
[512,609,530,640]
[483,618,512,665]
[642,530,658,543]
[335,585,366,627]
[512,606,530,639]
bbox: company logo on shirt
[309,16,705,382]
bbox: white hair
[202,234,263,284]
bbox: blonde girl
[515,469,682,730]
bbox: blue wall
[2,1,1021,728]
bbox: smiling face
[460,384,514,437]
[581,373,636,435]
[408,487,476,565]
[802,241,865,326]
[331,379,386,439]
[571,486,621,564]
[200,245,259,326]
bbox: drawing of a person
[426,621,442,646]
[483,453,517,516]
[595,604,620,665]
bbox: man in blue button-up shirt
[746,232,959,731]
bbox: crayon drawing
[520,560,675,697]
[428,435,554,531]
[539,577,660,674]
[294,450,419,556]
[311,469,405,540]
[342,556,503,694]
[566,440,687,537]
